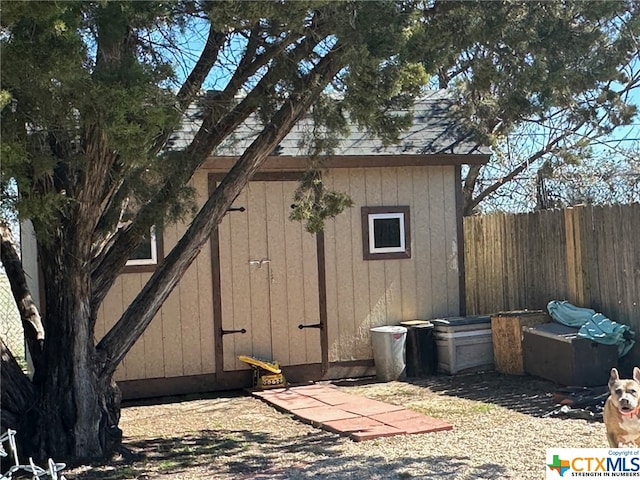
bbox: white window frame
[368,212,406,254]
[361,206,411,261]
[119,224,158,267]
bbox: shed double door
[215,179,322,373]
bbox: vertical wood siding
[323,166,461,362]
[96,171,215,381]
[98,165,462,379]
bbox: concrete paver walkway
[251,383,452,441]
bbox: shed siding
[267,182,292,365]
[97,170,216,382]
[219,185,250,371]
[323,166,460,362]
[98,165,461,381]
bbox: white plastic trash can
[370,325,407,381]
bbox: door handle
[249,258,270,268]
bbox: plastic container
[400,320,437,377]
[370,325,407,381]
[432,315,493,374]
[522,323,618,386]
[435,329,494,374]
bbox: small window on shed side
[119,224,163,273]
[361,206,411,260]
[126,227,158,266]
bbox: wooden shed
[27,91,490,399]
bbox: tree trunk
[0,339,37,458]
[0,300,121,463]
[32,238,122,462]
[2,26,343,465]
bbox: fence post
[564,206,592,308]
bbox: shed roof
[170,90,490,160]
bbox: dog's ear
[633,367,640,384]
[610,368,620,386]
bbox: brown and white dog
[604,367,640,447]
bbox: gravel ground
[67,372,607,480]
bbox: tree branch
[462,164,482,216]
[97,43,345,376]
[0,339,35,431]
[0,221,45,373]
[148,23,227,157]
[90,26,323,309]
[91,24,292,265]
[464,121,585,215]
[464,67,640,215]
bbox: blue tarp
[547,300,635,357]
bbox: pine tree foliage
[407,0,639,214]
[0,0,638,462]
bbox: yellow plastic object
[238,355,287,389]
[238,355,282,373]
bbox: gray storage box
[432,316,494,374]
[522,323,618,386]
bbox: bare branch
[466,120,587,214]
[149,24,227,157]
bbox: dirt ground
[66,371,608,479]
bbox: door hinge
[221,327,247,335]
[298,323,322,330]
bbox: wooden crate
[491,310,551,375]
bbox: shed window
[126,227,158,266]
[362,206,411,260]
[118,223,162,273]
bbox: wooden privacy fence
[464,204,640,335]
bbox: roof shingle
[169,90,490,159]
